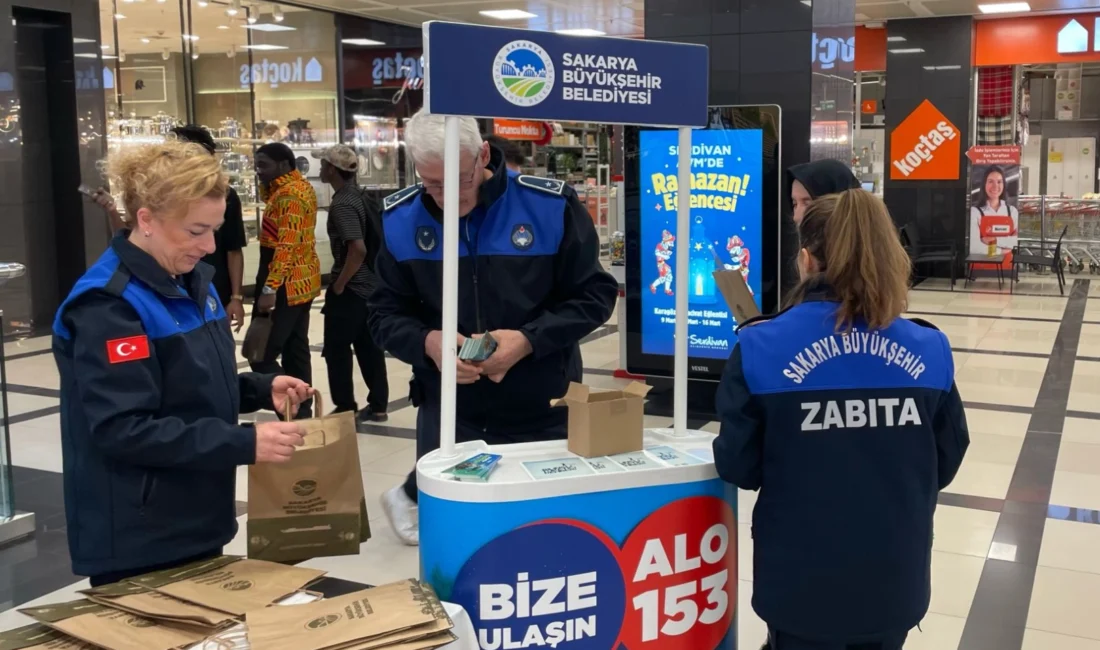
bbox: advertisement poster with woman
[639,128,763,360]
[968,146,1021,271]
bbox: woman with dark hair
[969,165,1019,258]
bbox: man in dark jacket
[368,109,617,545]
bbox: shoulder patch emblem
[511,224,535,250]
[207,295,218,314]
[383,185,422,212]
[415,226,438,253]
[517,175,565,196]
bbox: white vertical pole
[440,116,460,458]
[673,126,692,436]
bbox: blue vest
[381,172,566,264]
[53,247,226,343]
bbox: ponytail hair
[786,189,911,331]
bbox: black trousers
[322,287,389,413]
[250,287,313,417]
[402,401,566,502]
[88,548,221,587]
[765,628,908,650]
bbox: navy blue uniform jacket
[53,233,273,578]
[714,295,969,642]
[368,147,617,431]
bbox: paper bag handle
[282,390,327,445]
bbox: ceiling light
[101,44,111,49]
[244,43,288,50]
[119,52,126,62]
[800,0,810,5]
[978,2,1030,13]
[73,37,96,44]
[140,37,150,43]
[114,13,126,19]
[479,9,537,20]
[247,14,258,24]
[102,55,118,60]
[217,24,229,29]
[197,0,208,5]
[226,0,240,16]
[245,23,295,31]
[75,53,99,59]
[162,48,170,60]
[273,6,284,21]
[889,48,925,54]
[922,65,961,70]
[183,34,199,41]
[192,48,199,60]
[556,28,605,36]
[886,36,906,42]
[341,38,385,46]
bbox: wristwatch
[230,294,244,302]
[262,286,276,296]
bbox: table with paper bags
[7,556,459,650]
[248,392,371,563]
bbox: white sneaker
[381,486,419,546]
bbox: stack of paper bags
[245,579,455,650]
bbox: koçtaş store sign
[889,99,961,181]
[240,57,323,89]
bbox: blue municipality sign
[423,22,709,128]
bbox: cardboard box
[556,382,651,458]
[713,269,761,324]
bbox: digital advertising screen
[625,105,780,380]
[638,128,763,359]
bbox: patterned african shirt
[261,170,321,306]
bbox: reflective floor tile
[1028,566,1100,641]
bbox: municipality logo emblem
[493,40,554,107]
[511,224,534,250]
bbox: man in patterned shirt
[253,142,321,417]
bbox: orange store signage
[889,100,961,181]
[975,13,1100,66]
[493,119,545,141]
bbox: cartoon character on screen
[650,229,676,295]
[724,235,754,296]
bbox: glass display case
[0,262,35,545]
[352,116,401,191]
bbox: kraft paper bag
[244,580,447,650]
[329,581,455,650]
[128,555,325,617]
[82,582,235,629]
[0,623,96,650]
[19,600,208,650]
[247,392,369,563]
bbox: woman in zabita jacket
[714,189,969,650]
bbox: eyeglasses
[420,161,482,193]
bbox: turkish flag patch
[106,335,151,364]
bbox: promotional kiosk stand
[417,22,738,649]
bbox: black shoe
[357,406,388,423]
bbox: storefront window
[101,0,186,145]
[338,15,423,191]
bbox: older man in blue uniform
[368,109,617,545]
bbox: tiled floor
[4,274,1100,649]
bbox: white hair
[404,108,483,165]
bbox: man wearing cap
[316,145,389,421]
